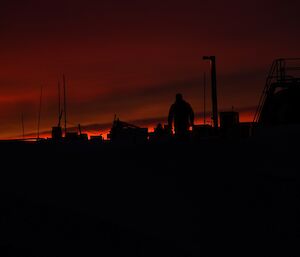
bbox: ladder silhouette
[253,58,300,124]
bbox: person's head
[176,93,183,102]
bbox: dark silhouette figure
[168,93,194,138]
[154,123,164,135]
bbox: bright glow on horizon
[1,111,254,140]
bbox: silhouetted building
[149,123,172,142]
[52,126,62,140]
[79,133,88,141]
[62,131,88,141]
[90,135,103,142]
[65,132,79,141]
[168,93,194,139]
[219,111,240,138]
[220,111,239,129]
[239,122,253,138]
[192,124,213,139]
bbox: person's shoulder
[183,100,191,107]
[184,101,194,111]
[169,103,176,111]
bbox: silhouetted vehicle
[107,117,148,144]
[168,93,194,139]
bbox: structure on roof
[107,117,148,144]
[254,58,300,126]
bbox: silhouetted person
[154,123,164,135]
[168,93,194,139]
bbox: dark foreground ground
[0,132,299,256]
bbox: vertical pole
[203,56,219,130]
[210,56,218,130]
[63,74,67,137]
[203,72,206,125]
[58,80,61,126]
[37,85,43,139]
[21,113,25,139]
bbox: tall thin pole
[37,85,43,139]
[21,113,25,139]
[210,56,218,130]
[58,80,61,126]
[63,74,67,136]
[203,55,218,130]
[203,72,206,125]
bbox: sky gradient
[1,0,300,138]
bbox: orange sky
[1,0,300,138]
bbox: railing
[253,58,300,123]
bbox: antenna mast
[63,74,67,136]
[37,85,43,139]
[203,72,206,125]
[21,113,25,139]
[58,80,61,125]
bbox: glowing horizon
[5,109,255,140]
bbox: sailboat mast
[37,85,43,139]
[203,72,206,125]
[58,80,61,126]
[21,113,25,139]
[63,74,67,136]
